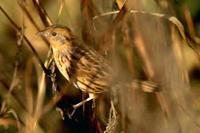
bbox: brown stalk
[81,0,99,47]
[94,1,128,53]
[24,58,34,117]
[26,3,54,122]
[0,77,26,119]
[17,0,40,31]
[0,6,48,74]
[182,5,200,59]
[183,5,196,37]
[122,23,136,77]
[32,0,53,26]
[0,7,51,131]
[0,8,26,129]
[17,0,50,47]
[56,0,65,22]
[0,84,25,127]
[112,3,128,25]
[40,78,76,117]
[0,62,25,130]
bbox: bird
[37,25,112,110]
[37,25,158,113]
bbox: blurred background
[0,0,200,133]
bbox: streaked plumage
[38,25,112,108]
[38,25,158,110]
[53,40,111,94]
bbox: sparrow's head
[37,25,75,48]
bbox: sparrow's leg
[73,95,95,109]
[68,94,96,117]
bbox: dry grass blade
[30,50,54,131]
[23,52,53,132]
[168,16,186,41]
[92,10,120,31]
[93,9,200,58]
[129,10,193,53]
[81,0,98,20]
[81,0,99,48]
[0,6,20,29]
[112,5,127,25]
[104,100,118,133]
[24,37,49,73]
[1,8,37,131]
[24,58,34,117]
[94,10,186,41]
[92,2,128,53]
[93,0,128,27]
[0,19,23,118]
[0,64,18,115]
[182,5,200,59]
[17,0,40,31]
[0,51,21,131]
[0,5,48,74]
[183,5,196,37]
[32,72,46,131]
[6,109,21,129]
[56,0,65,22]
[0,5,53,131]
[0,85,26,127]
[0,80,27,118]
[115,0,127,9]
[32,0,53,26]
[93,11,120,21]
[17,0,50,47]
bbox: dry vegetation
[0,0,200,133]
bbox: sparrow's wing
[68,45,111,94]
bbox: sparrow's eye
[51,32,57,36]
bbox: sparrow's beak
[36,31,44,36]
[36,30,50,38]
